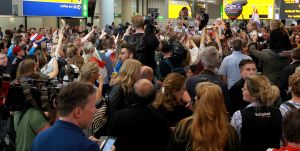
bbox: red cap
[12,45,22,56]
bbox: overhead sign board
[23,0,88,17]
[280,0,300,19]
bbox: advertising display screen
[280,0,300,19]
[222,0,274,19]
[23,0,88,17]
[168,0,191,19]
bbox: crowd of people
[1,7,300,151]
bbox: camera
[2,78,62,112]
[143,8,161,35]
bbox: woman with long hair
[108,59,141,116]
[231,75,282,151]
[166,82,239,151]
[152,73,192,128]
[13,57,51,151]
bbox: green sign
[82,0,88,17]
[158,16,164,20]
[114,14,122,18]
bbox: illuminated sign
[23,0,88,17]
[222,0,274,19]
[280,0,300,19]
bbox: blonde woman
[166,82,239,151]
[231,75,282,151]
[108,59,141,116]
[78,62,103,101]
[152,73,192,128]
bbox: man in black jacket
[124,15,159,72]
[199,7,209,30]
[229,59,257,115]
[108,79,170,151]
[279,47,300,101]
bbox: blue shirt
[31,120,100,151]
[218,51,252,89]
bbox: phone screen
[102,138,116,151]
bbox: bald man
[108,79,170,151]
[140,66,154,82]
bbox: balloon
[225,4,243,20]
[232,0,248,6]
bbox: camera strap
[19,78,34,103]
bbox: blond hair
[245,75,280,105]
[114,59,141,93]
[152,73,186,111]
[79,62,99,83]
[289,72,300,97]
[270,20,281,31]
[175,82,230,151]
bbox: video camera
[1,78,62,112]
[144,9,160,35]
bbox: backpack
[126,34,145,61]
[164,59,186,76]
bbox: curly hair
[152,73,186,111]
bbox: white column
[121,0,132,24]
[99,0,114,28]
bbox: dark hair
[161,40,172,53]
[120,43,136,54]
[207,41,219,50]
[292,47,300,60]
[239,59,255,69]
[103,37,115,49]
[57,82,95,117]
[232,38,243,51]
[283,109,300,143]
[189,65,198,74]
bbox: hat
[12,45,22,56]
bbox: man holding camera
[31,82,100,151]
[124,15,159,72]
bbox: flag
[34,34,47,44]
[30,33,38,42]
[252,6,260,25]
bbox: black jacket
[229,79,249,116]
[279,60,300,101]
[108,105,170,151]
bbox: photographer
[124,15,159,72]
[13,57,50,151]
